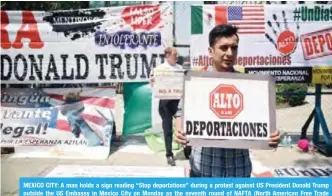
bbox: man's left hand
[269,130,281,147]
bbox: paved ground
[1,90,332,196]
[2,135,332,196]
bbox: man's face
[208,34,238,72]
[167,48,178,65]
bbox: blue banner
[20,177,331,196]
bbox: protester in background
[174,24,281,177]
[149,47,183,166]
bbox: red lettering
[326,33,332,50]
[199,56,204,66]
[317,35,326,53]
[312,36,320,54]
[1,11,11,49]
[304,37,313,56]
[12,11,44,49]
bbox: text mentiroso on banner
[1,4,173,84]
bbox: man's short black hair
[209,24,239,47]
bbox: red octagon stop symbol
[209,84,243,119]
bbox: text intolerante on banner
[186,120,268,138]
[1,53,165,83]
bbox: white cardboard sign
[182,71,276,150]
[154,70,185,100]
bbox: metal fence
[275,85,332,137]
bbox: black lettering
[125,53,138,80]
[226,122,232,136]
[232,122,239,136]
[14,54,28,81]
[25,126,34,134]
[199,121,206,136]
[61,54,74,80]
[110,54,124,79]
[262,123,268,137]
[140,53,158,79]
[13,126,24,138]
[2,126,12,135]
[256,123,262,137]
[28,54,43,81]
[43,122,48,134]
[238,122,243,137]
[193,121,199,136]
[249,123,257,137]
[220,122,226,136]
[96,54,107,79]
[213,122,220,136]
[206,122,213,136]
[185,121,192,135]
[326,168,332,175]
[310,168,331,176]
[1,54,12,80]
[298,169,316,177]
[159,54,166,64]
[243,122,249,137]
[74,54,89,80]
[45,54,60,81]
[284,168,299,176]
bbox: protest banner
[46,165,186,177]
[153,69,185,100]
[1,4,173,84]
[1,88,116,149]
[190,4,332,83]
[182,71,276,149]
[274,167,332,177]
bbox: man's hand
[175,117,188,146]
[269,130,281,147]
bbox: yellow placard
[312,66,332,84]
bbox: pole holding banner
[301,85,332,157]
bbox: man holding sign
[150,47,183,166]
[175,25,281,177]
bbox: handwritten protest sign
[182,71,276,150]
[153,69,185,100]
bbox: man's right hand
[175,117,188,146]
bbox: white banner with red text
[1,4,173,84]
[190,4,332,84]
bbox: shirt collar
[165,61,177,67]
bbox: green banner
[122,83,152,135]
